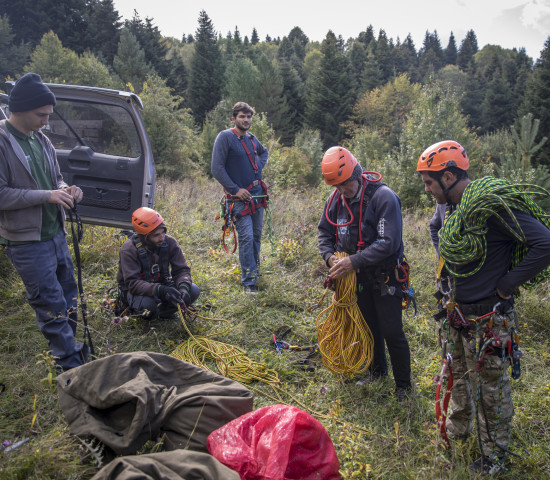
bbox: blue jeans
[6,230,88,370]
[232,202,264,286]
[126,282,201,318]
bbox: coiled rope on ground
[169,303,385,439]
[439,176,550,288]
[315,252,374,378]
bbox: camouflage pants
[439,309,516,457]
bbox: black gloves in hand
[157,285,182,306]
[178,283,191,306]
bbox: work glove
[178,283,192,306]
[157,285,182,306]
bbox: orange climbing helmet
[132,207,165,235]
[321,146,358,185]
[417,140,469,172]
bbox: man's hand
[65,185,83,203]
[49,189,76,209]
[329,256,354,280]
[234,188,252,202]
[157,285,182,306]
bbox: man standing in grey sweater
[0,73,87,370]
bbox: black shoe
[243,285,259,294]
[468,456,505,476]
[395,386,412,403]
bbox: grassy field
[1,177,549,479]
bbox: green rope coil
[439,176,550,289]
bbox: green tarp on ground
[90,450,240,480]
[57,352,254,455]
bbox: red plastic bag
[207,404,341,480]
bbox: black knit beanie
[8,73,56,112]
[348,164,364,182]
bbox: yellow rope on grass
[170,305,281,385]
[315,252,374,378]
[169,304,385,439]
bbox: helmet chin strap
[438,178,461,204]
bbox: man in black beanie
[0,73,88,370]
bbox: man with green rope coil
[417,140,550,475]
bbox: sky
[112,0,550,61]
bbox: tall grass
[0,178,549,479]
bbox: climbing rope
[439,177,550,288]
[170,304,385,439]
[313,252,374,378]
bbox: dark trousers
[356,278,411,389]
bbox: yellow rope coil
[315,252,374,378]
[170,306,281,385]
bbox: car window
[45,100,142,158]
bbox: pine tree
[0,0,87,53]
[83,0,121,64]
[419,30,445,76]
[0,14,31,83]
[520,36,550,164]
[254,54,291,142]
[279,59,305,135]
[188,10,224,124]
[457,29,479,70]
[112,28,152,92]
[304,31,353,148]
[251,28,259,45]
[125,12,169,78]
[445,32,458,65]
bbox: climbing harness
[215,181,269,254]
[311,252,374,378]
[66,203,95,358]
[131,234,172,284]
[324,172,382,251]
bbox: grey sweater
[0,120,68,242]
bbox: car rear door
[1,83,155,229]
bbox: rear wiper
[53,107,88,147]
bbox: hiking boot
[243,285,259,294]
[395,386,412,403]
[468,456,505,476]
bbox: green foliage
[2,179,549,479]
[520,36,550,165]
[188,10,224,125]
[495,113,550,209]
[0,14,31,84]
[140,74,200,178]
[382,79,478,207]
[304,31,353,149]
[112,28,152,92]
[347,74,421,148]
[223,56,260,105]
[26,31,116,88]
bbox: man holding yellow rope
[418,140,550,475]
[317,146,412,402]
